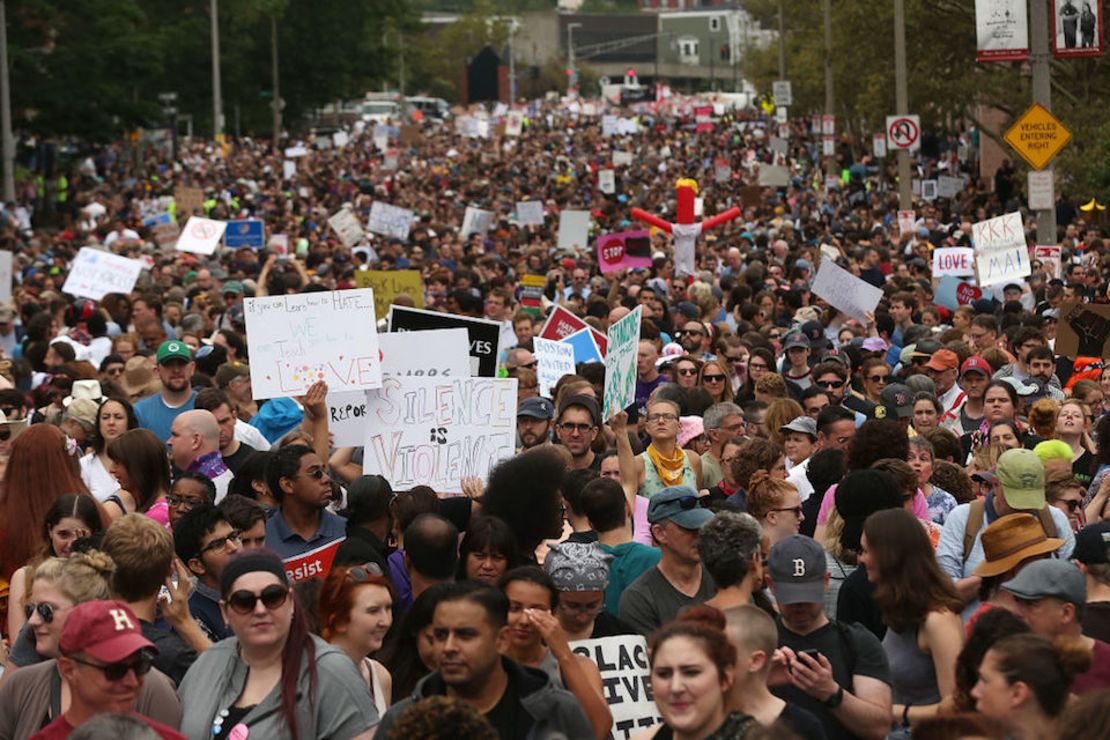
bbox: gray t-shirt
[618,565,716,636]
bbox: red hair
[316,564,396,642]
[649,605,736,679]
[0,424,105,580]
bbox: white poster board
[0,250,12,303]
[937,175,966,199]
[603,305,642,420]
[1028,170,1055,211]
[598,169,616,195]
[811,258,883,323]
[516,201,545,227]
[367,202,414,242]
[973,212,1030,287]
[328,208,365,248]
[570,636,660,739]
[613,151,633,167]
[533,337,577,398]
[244,289,382,399]
[557,210,591,251]
[757,164,790,187]
[461,207,495,238]
[329,329,470,447]
[62,247,145,301]
[361,376,518,493]
[1034,245,1063,279]
[175,217,227,255]
[932,247,976,277]
[282,160,296,180]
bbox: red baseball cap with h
[59,600,157,663]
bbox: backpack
[961,498,1056,560]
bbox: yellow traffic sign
[1003,103,1071,171]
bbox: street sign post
[885,115,921,151]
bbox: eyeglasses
[24,602,57,623]
[198,530,241,557]
[816,379,844,388]
[867,375,890,383]
[748,362,768,371]
[70,651,154,682]
[675,329,704,337]
[298,467,328,480]
[105,367,124,377]
[167,494,205,510]
[520,361,537,369]
[771,506,804,517]
[677,368,699,376]
[1055,499,1082,512]
[702,374,726,383]
[676,495,712,510]
[346,562,384,582]
[646,413,678,423]
[558,422,595,433]
[226,583,291,614]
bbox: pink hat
[678,416,705,447]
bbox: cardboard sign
[932,247,976,277]
[1034,245,1062,278]
[329,329,471,446]
[504,112,523,137]
[570,636,660,739]
[533,337,577,398]
[244,289,382,398]
[152,221,181,249]
[519,274,546,317]
[613,151,634,167]
[937,175,966,199]
[62,248,145,301]
[602,115,619,136]
[355,270,424,318]
[540,305,589,342]
[811,258,883,323]
[557,210,592,251]
[282,160,296,180]
[224,219,264,249]
[328,208,365,248]
[897,210,917,235]
[597,231,653,274]
[361,376,517,493]
[973,212,1030,287]
[1056,301,1110,359]
[757,164,790,187]
[0,250,12,303]
[174,186,205,217]
[564,327,603,365]
[367,202,414,242]
[1028,170,1055,211]
[175,217,227,255]
[388,305,503,378]
[332,130,350,149]
[934,275,983,311]
[283,145,308,158]
[598,169,616,195]
[461,207,495,238]
[603,305,642,420]
[283,538,344,583]
[516,200,545,227]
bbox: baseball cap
[783,332,811,351]
[1073,521,1110,565]
[1001,559,1086,606]
[996,448,1046,510]
[972,513,1065,577]
[518,397,555,421]
[998,376,1038,397]
[674,302,699,320]
[780,415,817,439]
[221,280,244,295]
[911,339,943,358]
[155,340,193,365]
[876,383,913,419]
[647,486,714,530]
[767,535,827,605]
[861,337,889,352]
[59,600,157,663]
[924,349,959,372]
[960,356,991,377]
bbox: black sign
[388,306,502,377]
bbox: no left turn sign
[885,115,921,152]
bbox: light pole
[211,0,223,138]
[0,0,14,202]
[894,0,911,209]
[777,0,786,79]
[1029,0,1056,243]
[567,22,581,95]
[271,15,281,153]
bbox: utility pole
[777,0,786,79]
[211,0,223,138]
[508,20,516,102]
[1029,0,1056,244]
[823,0,833,118]
[0,0,14,203]
[894,0,911,209]
[567,22,581,96]
[271,15,281,154]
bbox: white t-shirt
[234,419,271,451]
[80,453,120,502]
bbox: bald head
[170,409,221,470]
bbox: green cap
[156,340,193,365]
[222,280,244,295]
[996,448,1045,511]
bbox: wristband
[823,685,844,708]
[902,702,912,727]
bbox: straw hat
[973,513,1064,578]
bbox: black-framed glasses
[558,422,595,433]
[198,530,241,557]
[646,413,678,423]
[24,602,56,624]
[702,374,726,382]
[771,506,804,517]
[816,379,844,388]
[346,562,384,582]
[71,651,154,682]
[226,583,290,614]
[167,494,205,510]
[675,329,704,337]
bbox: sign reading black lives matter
[570,636,660,739]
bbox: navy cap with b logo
[767,535,827,605]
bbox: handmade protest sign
[811,258,883,323]
[461,207,495,238]
[224,219,264,249]
[0,250,12,302]
[282,538,345,583]
[355,270,424,318]
[367,202,414,241]
[389,305,502,377]
[757,164,790,187]
[937,175,966,199]
[62,248,145,301]
[557,210,591,251]
[329,329,470,447]
[175,217,227,255]
[613,151,634,167]
[564,327,603,365]
[540,305,589,342]
[516,201,544,227]
[973,212,1030,287]
[934,275,984,311]
[533,337,576,398]
[932,247,975,277]
[1056,301,1110,359]
[598,169,616,194]
[570,636,660,740]
[328,208,365,248]
[361,376,517,493]
[597,231,653,273]
[174,186,205,217]
[244,290,382,399]
[332,130,350,148]
[604,306,642,420]
[1034,245,1062,278]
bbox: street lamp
[566,22,582,95]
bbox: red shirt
[31,712,185,740]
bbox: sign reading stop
[886,115,921,152]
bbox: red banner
[282,537,345,583]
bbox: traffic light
[624,68,637,86]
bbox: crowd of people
[0,94,1106,739]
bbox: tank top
[882,626,940,705]
[536,649,565,689]
[639,450,697,498]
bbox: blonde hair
[32,551,114,605]
[764,398,805,447]
[753,372,788,400]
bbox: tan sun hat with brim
[973,512,1064,578]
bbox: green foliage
[407,0,512,101]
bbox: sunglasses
[347,562,384,582]
[677,368,699,376]
[24,602,56,623]
[226,583,291,614]
[1056,499,1082,512]
[816,379,844,388]
[676,495,712,510]
[675,330,704,337]
[299,467,328,480]
[71,651,154,682]
[702,374,726,382]
[868,375,890,383]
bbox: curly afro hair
[481,446,567,551]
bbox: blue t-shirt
[133,389,198,444]
[264,507,347,560]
